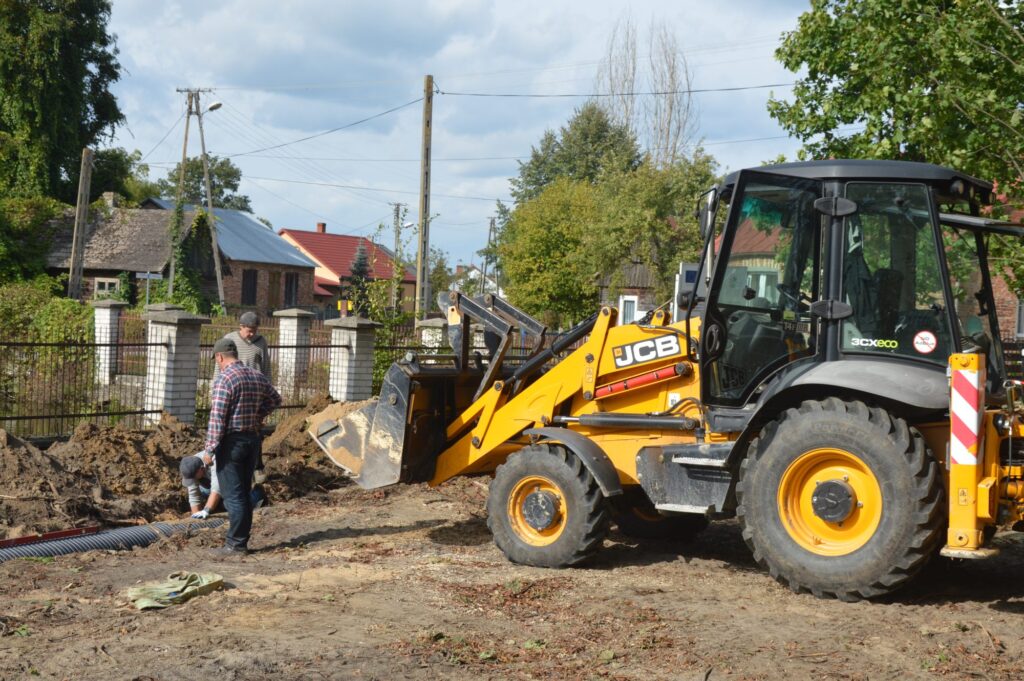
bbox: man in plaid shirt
[204,337,281,555]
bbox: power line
[224,96,424,158]
[245,175,506,202]
[140,112,185,162]
[437,82,794,98]
[233,154,529,163]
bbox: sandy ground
[2,475,1024,681]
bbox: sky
[107,0,811,267]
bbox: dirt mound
[0,429,100,539]
[261,394,361,500]
[0,397,367,539]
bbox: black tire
[487,443,609,567]
[736,398,944,600]
[610,495,708,541]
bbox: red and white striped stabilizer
[950,363,984,466]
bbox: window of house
[241,269,258,306]
[618,295,639,324]
[267,272,281,308]
[284,272,299,307]
[1016,300,1024,338]
[93,277,120,297]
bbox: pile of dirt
[260,394,361,500]
[0,430,100,539]
[0,398,365,539]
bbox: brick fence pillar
[90,299,130,386]
[273,307,315,398]
[143,303,209,425]
[325,316,382,402]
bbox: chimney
[102,192,118,208]
[316,222,326,234]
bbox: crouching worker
[181,451,269,520]
[181,451,220,519]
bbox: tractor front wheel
[487,443,609,567]
[737,398,944,600]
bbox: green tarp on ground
[125,572,224,610]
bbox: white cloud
[109,0,809,266]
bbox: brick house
[47,195,316,315]
[279,222,416,318]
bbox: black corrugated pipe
[0,518,225,563]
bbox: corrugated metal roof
[147,199,315,268]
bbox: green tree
[768,0,1024,190]
[156,155,253,212]
[0,197,65,285]
[342,243,372,317]
[510,102,642,204]
[0,0,123,201]
[587,151,719,302]
[91,148,161,205]
[428,247,453,298]
[498,178,602,325]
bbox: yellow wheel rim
[777,448,882,556]
[507,475,567,546]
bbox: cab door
[700,171,824,407]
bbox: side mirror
[677,290,704,309]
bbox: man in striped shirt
[204,337,281,555]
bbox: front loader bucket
[307,364,413,489]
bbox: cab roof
[723,159,992,204]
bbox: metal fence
[0,317,163,438]
[195,317,335,426]
[1002,338,1024,381]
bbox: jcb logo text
[612,335,681,368]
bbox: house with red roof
[279,222,417,316]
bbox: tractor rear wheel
[737,398,944,600]
[610,494,708,541]
[487,443,609,567]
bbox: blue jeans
[216,431,260,550]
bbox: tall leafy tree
[91,148,161,204]
[587,151,719,302]
[0,0,123,201]
[156,155,253,212]
[510,102,642,204]
[498,178,602,325]
[768,0,1024,190]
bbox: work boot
[210,545,249,558]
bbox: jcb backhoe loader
[310,160,1024,600]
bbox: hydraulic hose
[0,518,225,563]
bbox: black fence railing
[195,342,335,426]
[0,339,165,438]
[1002,338,1024,381]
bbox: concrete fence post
[415,318,448,351]
[143,303,209,425]
[325,316,382,402]
[90,299,130,386]
[273,307,315,398]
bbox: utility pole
[193,91,226,309]
[168,90,194,297]
[67,147,94,300]
[390,202,406,308]
[414,74,434,317]
[169,87,225,308]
